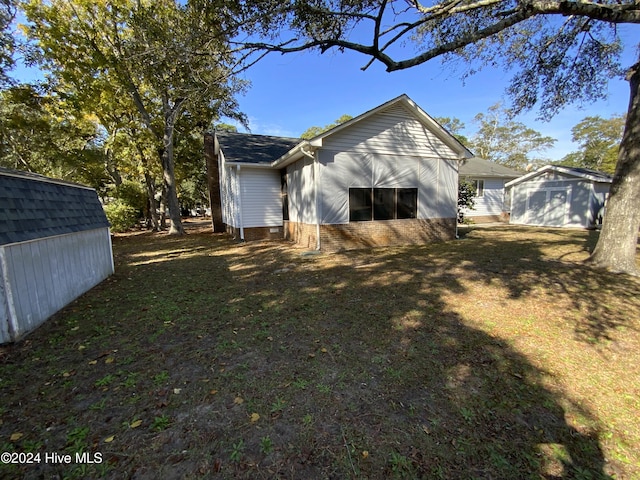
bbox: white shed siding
[322,104,458,158]
[465,178,506,217]
[240,168,283,228]
[0,228,113,343]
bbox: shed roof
[0,167,110,246]
[505,165,613,188]
[215,131,300,165]
[459,157,522,179]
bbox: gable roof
[215,131,300,165]
[0,167,110,246]
[213,95,473,169]
[459,157,522,179]
[302,94,473,159]
[505,165,613,188]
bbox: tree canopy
[558,114,625,174]
[227,0,640,274]
[23,0,247,234]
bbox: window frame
[348,187,418,222]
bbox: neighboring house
[459,157,522,223]
[0,168,114,343]
[506,165,612,228]
[206,94,473,251]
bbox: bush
[458,180,477,223]
[104,200,140,232]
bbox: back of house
[207,94,473,251]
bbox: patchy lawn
[1,222,639,479]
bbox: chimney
[205,132,224,232]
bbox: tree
[559,114,625,174]
[0,84,107,188]
[233,0,640,275]
[300,114,353,139]
[0,0,16,86]
[434,116,468,144]
[24,0,247,235]
[470,103,556,170]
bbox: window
[474,180,484,197]
[396,188,417,219]
[349,188,373,222]
[349,188,417,222]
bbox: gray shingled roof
[459,157,522,178]
[216,131,301,164]
[0,167,110,246]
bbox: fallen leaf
[88,360,98,365]
[321,348,327,353]
[234,396,244,405]
[361,451,369,459]
[10,432,23,441]
[209,389,218,395]
[173,388,182,394]
[250,412,260,423]
[130,420,142,429]
[105,357,115,364]
[78,345,86,351]
[104,435,115,443]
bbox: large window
[349,188,417,222]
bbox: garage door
[525,188,570,227]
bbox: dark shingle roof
[216,131,300,164]
[0,167,110,246]
[459,157,522,178]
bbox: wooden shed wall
[0,227,114,343]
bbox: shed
[0,168,114,343]
[207,94,473,251]
[459,157,522,223]
[505,165,612,228]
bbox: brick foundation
[226,225,284,241]
[286,218,456,252]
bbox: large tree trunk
[161,98,185,236]
[144,170,160,231]
[589,60,640,276]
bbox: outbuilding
[505,165,612,229]
[206,94,473,251]
[0,168,114,343]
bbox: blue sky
[10,16,638,162]
[232,24,639,161]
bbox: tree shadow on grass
[0,227,633,479]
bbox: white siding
[240,168,283,228]
[220,154,240,228]
[323,103,458,158]
[287,157,316,224]
[464,178,506,217]
[318,151,458,224]
[0,228,113,343]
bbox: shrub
[458,180,477,223]
[104,200,140,232]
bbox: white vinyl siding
[287,157,316,224]
[323,103,457,158]
[318,151,458,224]
[239,168,283,228]
[219,153,240,228]
[464,178,506,217]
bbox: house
[459,157,522,223]
[505,165,612,228]
[0,168,114,343]
[205,94,473,251]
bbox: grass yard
[1,222,639,479]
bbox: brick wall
[226,224,284,241]
[286,218,456,252]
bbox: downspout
[236,165,245,241]
[300,145,320,250]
